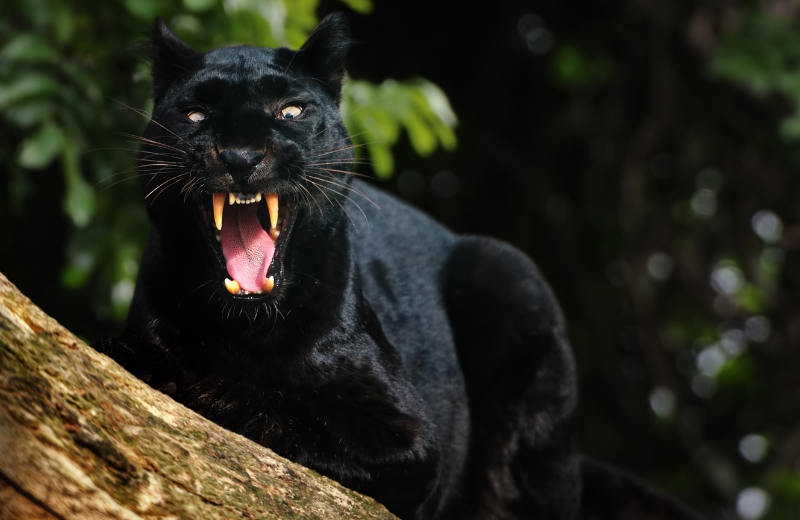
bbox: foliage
[710,9,800,140]
[5,0,800,518]
[0,0,456,321]
[342,78,457,178]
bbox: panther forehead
[168,49,317,106]
[201,45,294,74]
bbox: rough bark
[0,272,398,520]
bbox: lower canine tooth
[269,229,280,241]
[263,276,275,292]
[225,278,240,294]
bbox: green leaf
[736,283,766,314]
[554,45,586,88]
[62,139,96,227]
[61,264,91,288]
[3,99,52,128]
[111,278,135,319]
[17,120,63,169]
[366,142,393,178]
[0,33,56,62]
[0,74,59,110]
[64,175,96,228]
[402,110,437,156]
[414,80,457,128]
[124,0,160,20]
[337,0,373,14]
[710,10,800,143]
[183,0,217,12]
[341,78,458,176]
[780,111,800,140]
[283,0,320,45]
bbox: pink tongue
[220,203,274,292]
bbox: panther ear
[297,12,351,101]
[149,17,197,102]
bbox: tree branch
[0,272,397,520]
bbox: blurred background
[2,0,800,518]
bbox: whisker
[94,175,141,194]
[336,198,358,232]
[149,175,191,204]
[110,99,188,144]
[304,175,372,228]
[94,163,183,193]
[136,159,184,166]
[305,173,380,211]
[116,135,187,154]
[308,142,373,158]
[298,120,347,146]
[308,166,371,179]
[306,129,374,153]
[295,182,323,217]
[307,161,375,171]
[306,179,335,208]
[181,177,200,203]
[93,168,167,188]
[194,279,214,291]
[145,172,189,201]
[309,166,372,180]
[296,101,380,147]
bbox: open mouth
[206,192,290,298]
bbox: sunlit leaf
[17,120,62,169]
[415,80,457,127]
[341,78,457,175]
[403,110,437,156]
[366,142,393,178]
[337,0,373,14]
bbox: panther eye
[187,111,206,122]
[278,106,303,120]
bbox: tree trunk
[0,272,397,520]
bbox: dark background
[3,1,800,518]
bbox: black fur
[94,14,698,520]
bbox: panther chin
[199,191,294,301]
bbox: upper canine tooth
[213,193,225,231]
[228,193,235,205]
[266,193,279,229]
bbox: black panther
[94,13,701,520]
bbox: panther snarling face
[139,14,353,307]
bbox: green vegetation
[0,0,456,320]
[4,1,800,518]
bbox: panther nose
[219,149,265,177]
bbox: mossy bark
[0,272,398,520]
